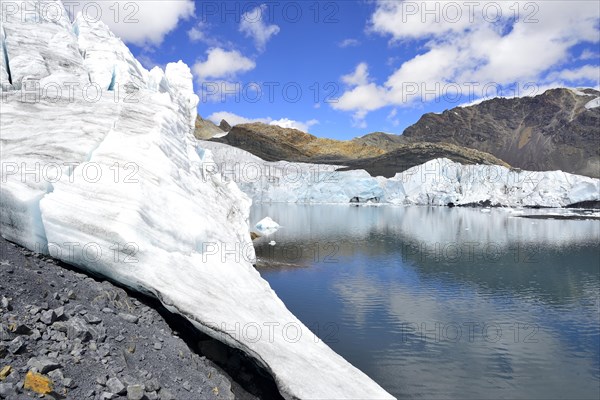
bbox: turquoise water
[251,205,600,399]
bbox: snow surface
[0,2,394,399]
[585,97,600,109]
[201,142,600,208]
[255,216,280,236]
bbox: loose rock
[106,377,126,395]
[127,384,145,400]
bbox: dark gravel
[0,236,265,400]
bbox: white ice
[201,142,600,208]
[585,97,600,109]
[255,216,280,236]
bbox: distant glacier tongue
[0,1,394,399]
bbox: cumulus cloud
[339,38,361,48]
[188,21,207,42]
[334,0,600,119]
[341,63,370,86]
[545,65,600,85]
[240,4,280,51]
[207,112,270,126]
[270,118,319,132]
[207,112,319,132]
[193,48,256,80]
[73,0,195,46]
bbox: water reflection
[251,205,600,399]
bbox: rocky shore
[0,237,274,400]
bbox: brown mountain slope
[337,142,510,178]
[210,123,386,162]
[400,88,600,177]
[351,131,405,151]
[207,123,508,177]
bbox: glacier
[200,141,600,208]
[0,2,394,399]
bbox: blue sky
[89,1,599,140]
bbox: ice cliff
[201,141,600,207]
[0,1,394,399]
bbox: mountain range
[201,88,600,178]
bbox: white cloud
[188,22,207,42]
[270,118,319,132]
[579,49,600,61]
[341,63,370,86]
[188,27,203,42]
[239,4,280,51]
[545,65,600,84]
[74,1,195,46]
[334,0,600,119]
[207,112,270,126]
[207,112,319,132]
[339,38,360,48]
[386,108,400,127]
[193,48,255,80]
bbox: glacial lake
[250,205,600,400]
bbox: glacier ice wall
[201,141,600,208]
[0,2,394,399]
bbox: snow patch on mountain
[585,97,600,109]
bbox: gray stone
[40,309,57,325]
[63,377,76,388]
[67,318,92,342]
[8,336,26,354]
[28,358,62,374]
[118,313,139,324]
[1,296,11,310]
[54,306,65,319]
[159,388,175,400]
[153,342,162,350]
[0,382,16,398]
[100,392,116,400]
[106,377,126,395]
[30,329,41,341]
[52,321,68,333]
[127,384,145,400]
[146,391,158,400]
[84,314,102,324]
[47,369,64,382]
[145,378,160,392]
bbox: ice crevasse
[0,2,394,399]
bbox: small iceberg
[255,217,280,236]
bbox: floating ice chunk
[255,217,280,236]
